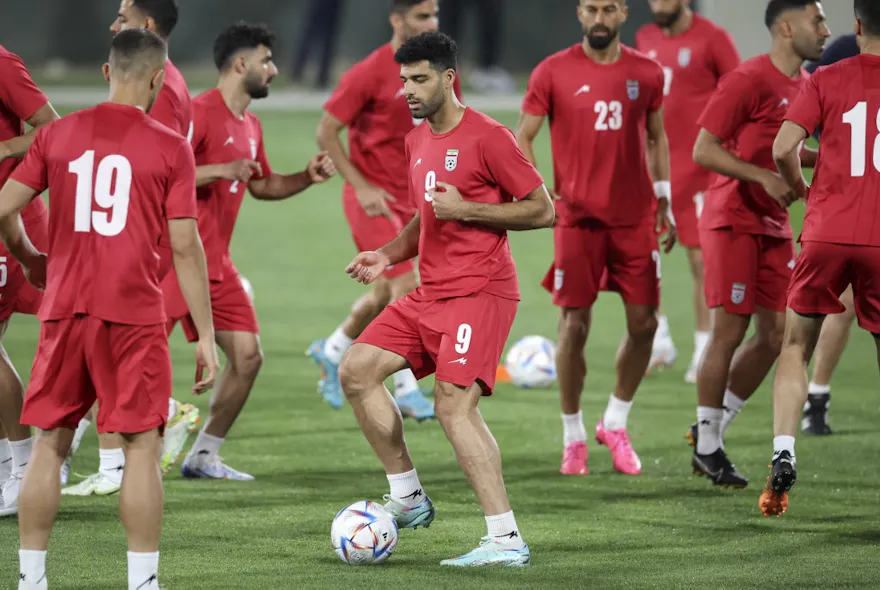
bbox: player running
[636,0,740,381]
[309,0,445,419]
[0,29,218,590]
[760,0,880,517]
[0,45,60,517]
[342,31,553,566]
[161,22,335,481]
[690,0,828,487]
[62,0,203,498]
[518,0,676,477]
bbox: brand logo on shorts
[626,80,640,101]
[554,269,564,291]
[449,357,468,365]
[445,149,459,172]
[678,47,692,67]
[731,282,746,305]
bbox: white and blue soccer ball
[240,275,255,302]
[505,335,557,389]
[331,500,399,565]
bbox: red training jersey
[149,59,193,141]
[636,15,740,211]
[522,44,665,227]
[405,108,544,301]
[785,54,880,247]
[191,89,272,281]
[11,103,197,325]
[0,45,50,223]
[697,54,808,238]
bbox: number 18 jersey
[10,103,197,325]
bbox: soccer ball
[331,500,399,565]
[505,335,557,389]
[240,275,255,302]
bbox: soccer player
[162,22,335,480]
[310,0,447,419]
[0,46,60,517]
[760,0,880,517]
[690,0,828,487]
[62,0,202,498]
[342,31,553,566]
[0,29,218,590]
[518,0,676,477]
[636,0,741,381]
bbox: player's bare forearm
[377,214,420,265]
[799,145,819,169]
[515,113,543,168]
[646,110,671,182]
[196,164,228,187]
[248,172,313,200]
[0,214,40,267]
[461,185,555,231]
[316,114,369,189]
[693,129,771,184]
[0,103,60,161]
[773,121,810,192]
[168,218,215,342]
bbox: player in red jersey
[310,0,445,420]
[637,0,740,381]
[160,23,334,481]
[690,0,828,488]
[342,32,553,566]
[518,0,676,477]
[61,0,203,498]
[760,0,880,517]
[0,46,60,517]
[0,29,218,589]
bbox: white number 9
[455,323,472,354]
[424,170,436,202]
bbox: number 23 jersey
[405,108,544,302]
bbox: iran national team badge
[248,138,257,159]
[626,80,640,101]
[554,269,564,291]
[445,149,459,171]
[731,283,746,305]
[678,47,692,67]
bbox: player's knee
[688,252,705,283]
[120,429,161,451]
[432,382,472,424]
[232,342,263,379]
[559,308,590,344]
[339,349,379,398]
[757,324,785,357]
[627,310,658,342]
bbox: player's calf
[119,429,163,588]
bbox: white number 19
[69,150,131,237]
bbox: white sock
[167,398,178,422]
[127,551,159,590]
[696,406,723,455]
[99,448,125,483]
[19,549,47,590]
[188,431,224,463]
[602,394,633,431]
[773,435,796,464]
[656,314,671,340]
[392,369,419,397]
[386,469,425,507]
[0,438,11,472]
[720,389,747,435]
[807,381,831,396]
[323,326,354,364]
[485,510,526,548]
[71,418,91,455]
[693,331,710,365]
[561,411,587,446]
[9,438,33,476]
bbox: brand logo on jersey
[412,117,425,127]
[678,47,692,67]
[647,49,658,59]
[626,80,640,101]
[223,136,234,147]
[445,149,459,171]
[574,84,591,96]
[778,98,790,109]
[249,138,258,160]
[788,259,796,270]
[554,269,564,291]
[413,157,423,169]
[731,282,746,305]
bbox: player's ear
[855,16,863,37]
[102,63,111,83]
[445,69,456,89]
[151,68,166,93]
[143,17,157,34]
[390,11,403,32]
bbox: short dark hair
[765,0,819,30]
[213,22,276,71]
[856,0,880,37]
[109,28,167,77]
[132,0,179,39]
[390,0,429,14]
[394,31,458,73]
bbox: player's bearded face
[789,10,830,62]
[242,48,277,100]
[403,65,446,119]
[585,23,620,50]
[651,1,684,28]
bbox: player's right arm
[514,113,543,169]
[347,213,421,285]
[517,60,552,170]
[0,53,61,161]
[773,75,824,205]
[196,161,262,187]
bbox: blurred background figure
[441,0,513,94]
[291,0,347,89]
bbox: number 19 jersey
[11,103,197,325]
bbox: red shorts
[541,223,660,308]
[163,260,258,342]
[343,183,415,279]
[356,291,517,394]
[22,317,171,434]
[702,228,795,315]
[788,241,880,333]
[0,210,48,322]
[674,190,705,249]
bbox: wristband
[653,181,671,200]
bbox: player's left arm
[773,122,810,203]
[247,132,336,200]
[0,179,42,270]
[646,108,676,252]
[0,104,60,161]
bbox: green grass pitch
[0,110,877,588]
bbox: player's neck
[217,78,251,118]
[663,9,693,37]
[768,43,804,78]
[107,83,150,112]
[581,39,622,65]
[427,98,466,135]
[860,37,880,56]
[391,34,405,52]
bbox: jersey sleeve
[784,72,823,135]
[712,29,742,78]
[165,140,198,220]
[0,53,49,122]
[648,63,665,113]
[253,120,272,179]
[522,60,553,117]
[190,102,209,155]
[697,70,757,141]
[324,64,371,126]
[481,126,544,200]
[149,90,185,137]
[9,126,49,192]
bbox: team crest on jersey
[249,138,257,159]
[678,47,692,67]
[626,80,640,101]
[445,149,459,171]
[731,282,746,305]
[554,269,564,291]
